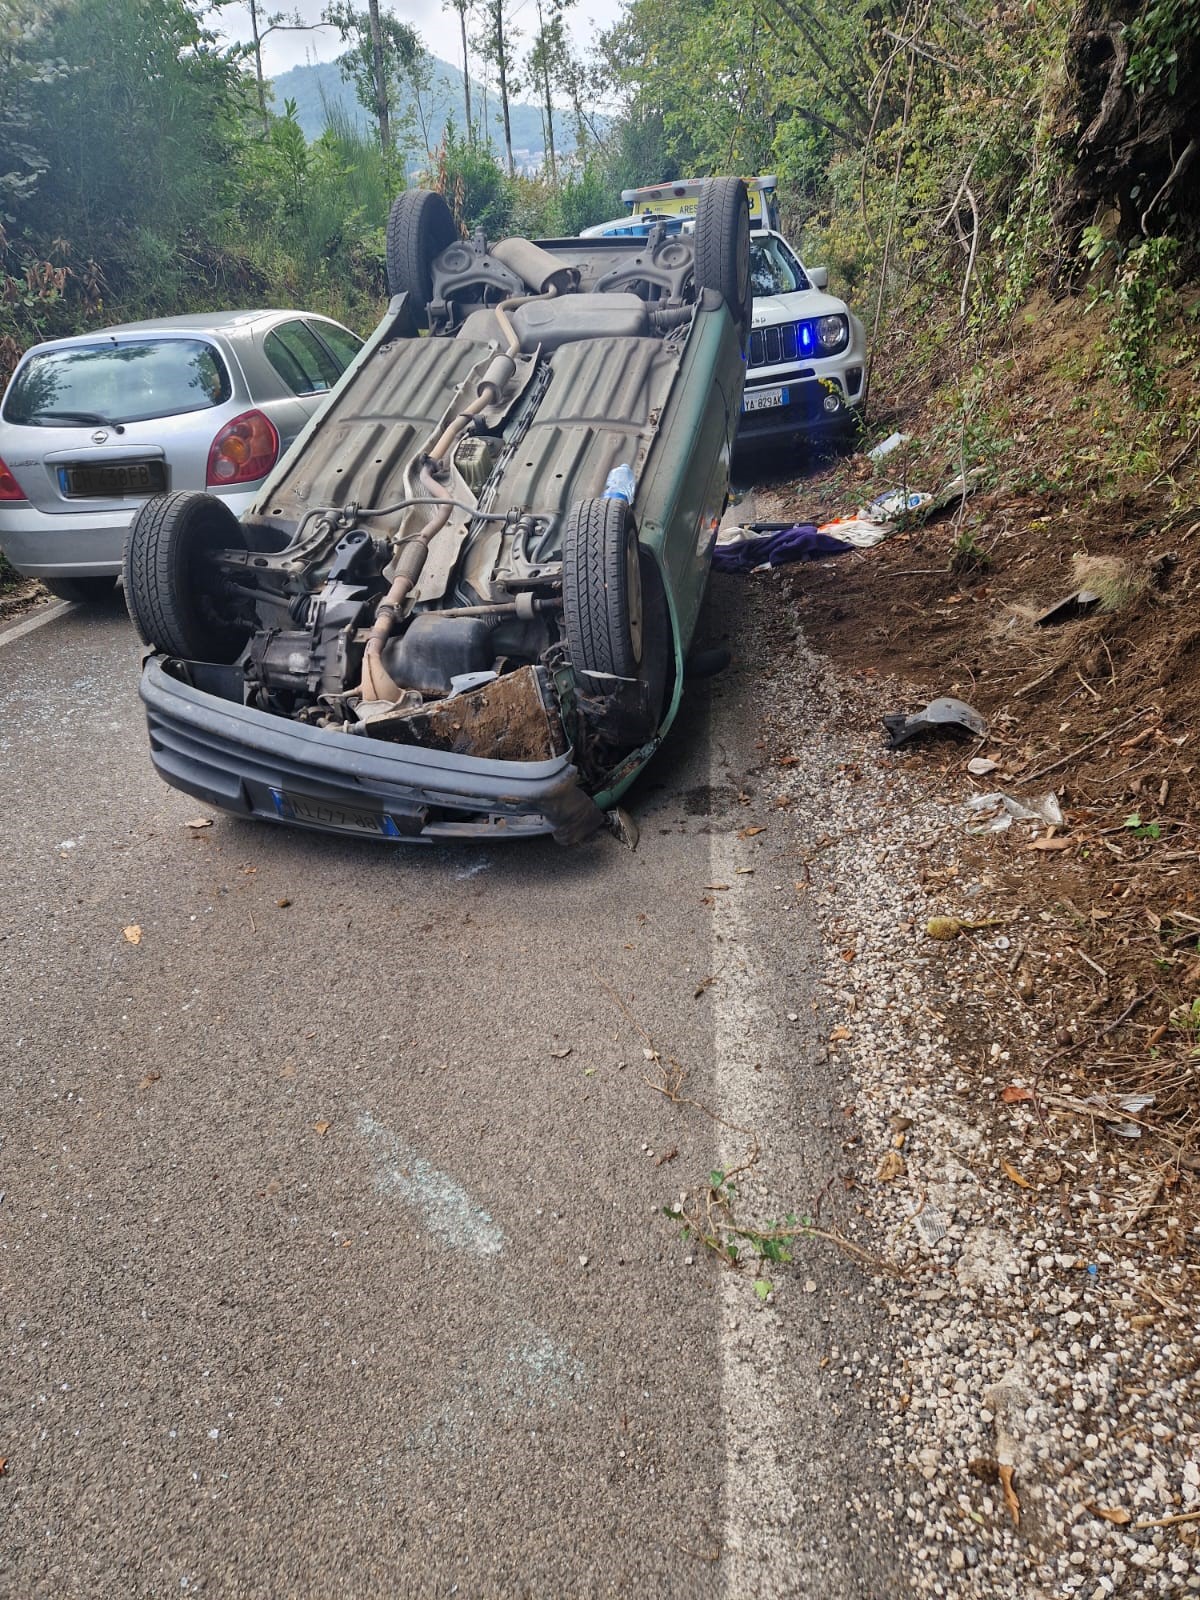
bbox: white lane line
[710,833,804,1596]
[0,600,72,649]
[358,1111,505,1255]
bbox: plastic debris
[1036,589,1102,627]
[865,489,934,522]
[883,696,988,749]
[867,431,910,460]
[911,1199,949,1246]
[964,791,1065,834]
[814,516,892,547]
[604,462,636,503]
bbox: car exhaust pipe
[491,238,579,297]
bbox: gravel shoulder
[723,523,1198,1598]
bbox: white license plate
[273,789,399,836]
[742,386,788,413]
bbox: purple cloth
[711,524,854,574]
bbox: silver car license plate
[60,460,166,498]
[742,387,788,413]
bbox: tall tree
[246,2,330,136]
[480,0,516,175]
[527,0,573,186]
[324,0,427,156]
[444,0,474,142]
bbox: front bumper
[140,656,606,845]
[737,373,865,444]
[0,488,259,579]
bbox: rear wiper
[28,410,124,429]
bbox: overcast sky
[212,0,624,79]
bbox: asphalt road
[0,585,899,1599]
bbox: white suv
[738,228,867,449]
[582,195,866,450]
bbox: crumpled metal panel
[258,336,488,525]
[494,337,680,517]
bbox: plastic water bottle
[604,463,636,504]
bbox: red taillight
[0,454,28,502]
[206,409,279,488]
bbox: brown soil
[0,575,52,623]
[754,449,1200,1179]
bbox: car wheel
[693,176,752,346]
[385,190,458,327]
[43,575,119,605]
[123,491,250,662]
[561,497,644,680]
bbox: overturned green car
[124,179,751,844]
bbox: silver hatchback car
[0,309,362,603]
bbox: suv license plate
[61,460,166,498]
[742,387,788,413]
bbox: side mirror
[808,266,829,290]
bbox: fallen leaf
[1001,1160,1032,1190]
[738,825,765,839]
[313,1120,331,1136]
[138,1071,161,1090]
[1027,836,1073,852]
[776,755,800,767]
[693,975,717,998]
[735,866,755,875]
[840,947,856,963]
[122,924,142,945]
[1001,1085,1034,1104]
[277,897,292,908]
[0,1458,6,1477]
[549,1046,572,1059]
[704,883,731,891]
[754,1278,773,1301]
[876,1150,906,1181]
[998,1463,1020,1527]
[183,817,213,830]
[1089,1504,1131,1526]
[829,1025,851,1042]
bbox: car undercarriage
[125,184,750,842]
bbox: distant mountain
[268,58,564,163]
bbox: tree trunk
[491,0,514,176]
[536,0,556,185]
[368,0,390,151]
[1051,0,1200,260]
[457,4,473,143]
[249,0,269,137]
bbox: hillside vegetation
[271,57,559,157]
[2,0,1198,518]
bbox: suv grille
[750,322,802,368]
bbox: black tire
[123,491,250,661]
[385,190,458,327]
[561,497,644,680]
[693,176,752,344]
[43,575,119,605]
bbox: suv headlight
[816,314,848,352]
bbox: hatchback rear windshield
[3,338,231,427]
